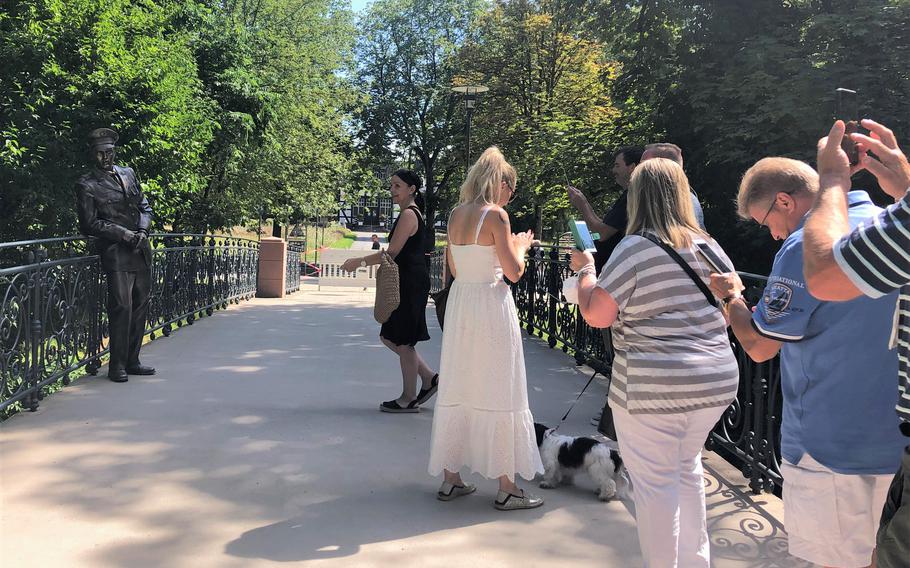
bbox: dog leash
[553,368,602,433]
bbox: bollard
[257,237,287,298]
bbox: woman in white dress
[427,147,545,510]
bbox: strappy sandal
[379,399,419,413]
[414,373,439,405]
[493,489,544,511]
[437,481,476,501]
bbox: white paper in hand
[562,276,580,304]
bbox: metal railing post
[546,247,559,348]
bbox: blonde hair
[459,146,517,205]
[736,157,818,219]
[627,158,706,248]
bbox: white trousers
[613,404,726,568]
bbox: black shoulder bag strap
[639,233,718,308]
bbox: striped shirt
[834,188,910,432]
[597,233,739,414]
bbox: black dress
[380,205,431,346]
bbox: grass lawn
[297,226,357,262]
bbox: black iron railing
[0,234,259,417]
[286,242,303,295]
[707,271,783,495]
[429,247,782,495]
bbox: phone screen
[694,242,731,274]
[570,220,597,253]
[836,87,860,165]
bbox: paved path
[0,285,811,567]
[350,231,386,251]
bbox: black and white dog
[534,423,626,501]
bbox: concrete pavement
[350,231,386,251]
[0,284,811,567]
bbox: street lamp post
[451,85,488,173]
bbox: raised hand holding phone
[569,220,597,253]
[836,88,860,166]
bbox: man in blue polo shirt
[709,157,905,568]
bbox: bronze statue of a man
[75,128,155,382]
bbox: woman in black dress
[342,170,439,413]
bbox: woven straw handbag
[374,251,400,323]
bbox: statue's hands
[133,231,149,250]
[122,230,146,249]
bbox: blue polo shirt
[752,191,905,474]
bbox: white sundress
[427,208,544,481]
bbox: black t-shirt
[593,191,628,274]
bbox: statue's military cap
[87,128,119,150]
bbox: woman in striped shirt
[570,158,738,568]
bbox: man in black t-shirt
[567,146,643,274]
[568,143,706,273]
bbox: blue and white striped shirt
[834,188,910,432]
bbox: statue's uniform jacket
[75,165,152,271]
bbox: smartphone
[569,220,597,253]
[836,88,860,166]
[695,241,731,274]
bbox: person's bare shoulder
[399,206,419,223]
[490,205,509,224]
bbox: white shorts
[782,453,892,568]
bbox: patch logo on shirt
[764,282,793,319]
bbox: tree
[186,0,364,233]
[355,0,484,245]
[587,0,910,273]
[0,0,361,241]
[0,0,214,241]
[459,0,621,238]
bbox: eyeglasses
[758,198,776,228]
[757,192,790,229]
[504,179,517,202]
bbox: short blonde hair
[627,158,706,248]
[459,147,516,205]
[737,157,818,219]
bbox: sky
[350,0,371,13]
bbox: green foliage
[598,0,910,273]
[354,0,485,233]
[459,0,622,237]
[0,0,362,241]
[6,0,908,275]
[1,0,213,240]
[356,0,910,273]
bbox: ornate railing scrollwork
[286,242,302,295]
[1,234,260,417]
